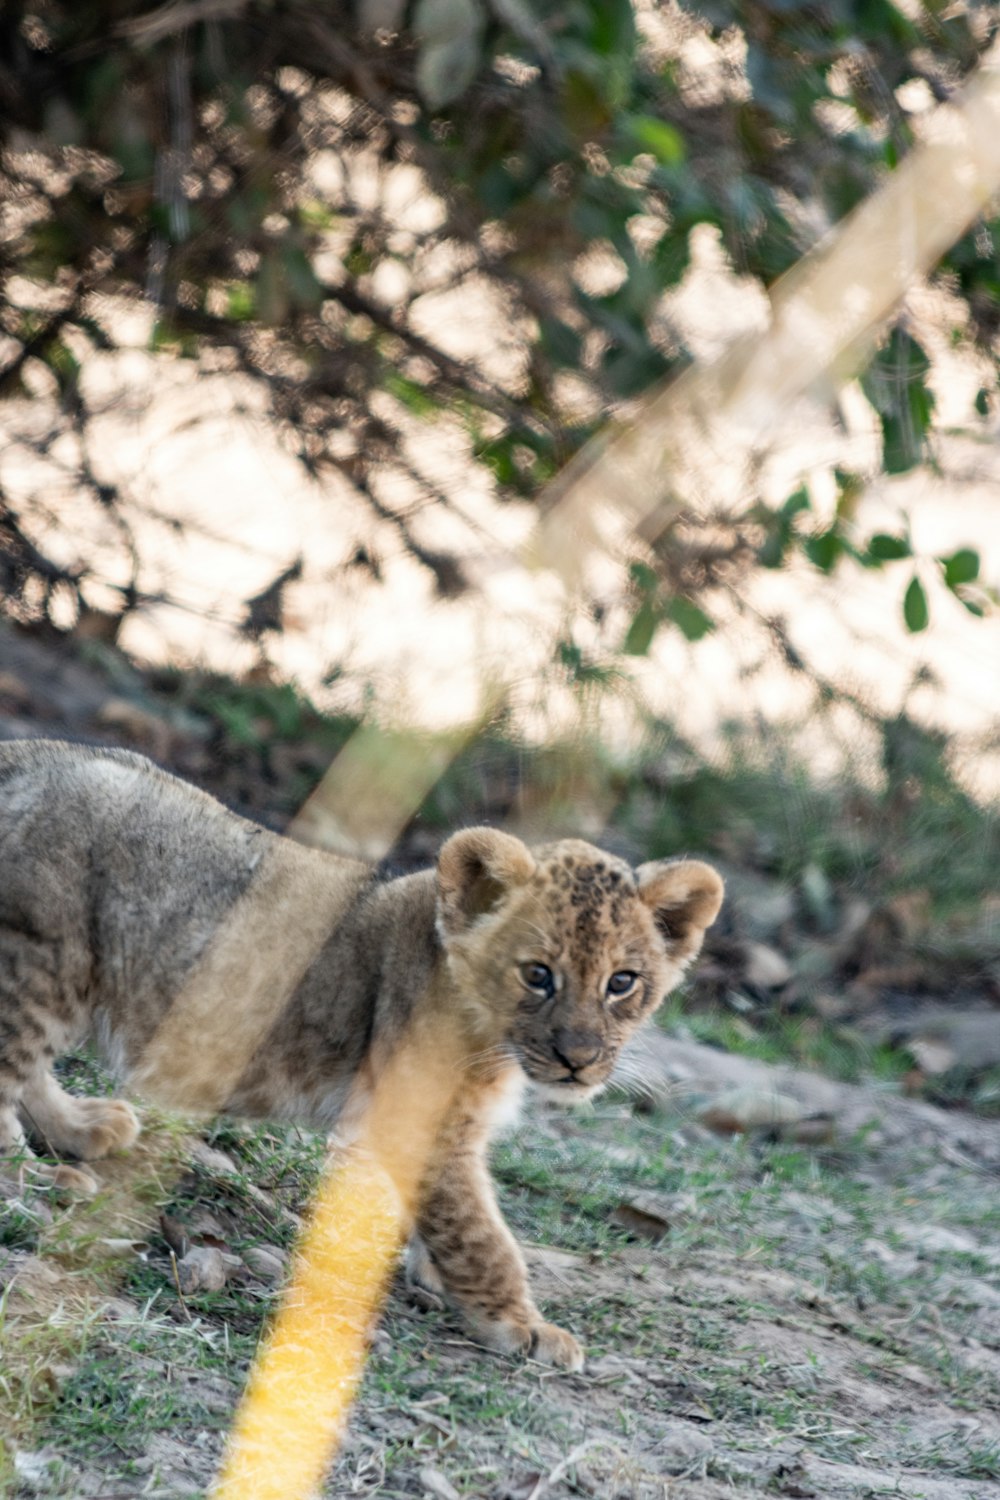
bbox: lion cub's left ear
[635,859,724,966]
[437,827,537,937]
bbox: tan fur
[0,740,723,1368]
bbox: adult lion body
[0,738,723,1369]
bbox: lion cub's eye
[520,962,555,996]
[606,970,637,999]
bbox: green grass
[4,1083,998,1497]
[621,711,999,915]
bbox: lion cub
[0,739,722,1369]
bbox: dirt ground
[3,1031,999,1500]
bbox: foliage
[0,1,997,643]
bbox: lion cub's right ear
[437,827,536,937]
[635,859,725,967]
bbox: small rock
[698,1086,804,1134]
[419,1465,461,1500]
[189,1140,239,1176]
[783,1113,836,1145]
[744,942,793,990]
[861,1239,919,1275]
[99,1296,141,1323]
[13,1450,59,1491]
[813,991,854,1021]
[612,1193,673,1244]
[940,1273,1000,1308]
[244,1244,288,1284]
[908,1037,956,1076]
[175,1245,239,1294]
[189,1208,232,1248]
[897,1362,936,1389]
[584,1354,639,1384]
[654,1420,713,1475]
[903,1224,987,1257]
[96,1237,148,1259]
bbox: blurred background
[3,0,998,1108]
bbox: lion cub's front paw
[529,1321,585,1372]
[474,1315,584,1371]
[64,1099,141,1160]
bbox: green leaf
[861,328,935,475]
[283,246,323,309]
[226,281,256,322]
[804,529,841,573]
[903,575,929,633]
[384,370,438,417]
[941,548,979,588]
[667,596,715,641]
[42,339,80,387]
[477,435,519,488]
[628,560,658,594]
[975,386,990,417]
[867,533,911,562]
[627,115,686,165]
[652,231,690,288]
[758,530,786,569]
[624,600,658,656]
[539,317,583,367]
[585,0,636,58]
[781,486,811,520]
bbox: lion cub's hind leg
[0,937,104,1194]
[19,1068,140,1163]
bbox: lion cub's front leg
[415,1137,583,1372]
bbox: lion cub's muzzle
[550,1026,602,1079]
[518,1027,610,1096]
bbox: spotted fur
[0,741,723,1369]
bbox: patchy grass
[3,1067,999,1498]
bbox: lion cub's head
[436,828,723,1100]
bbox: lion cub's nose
[551,1028,602,1073]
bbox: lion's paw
[529,1321,585,1372]
[65,1098,141,1160]
[34,1160,100,1196]
[470,1314,584,1371]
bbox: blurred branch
[116,0,248,44]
